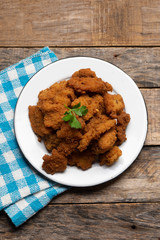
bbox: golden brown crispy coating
[42,149,67,174]
[78,115,116,152]
[72,68,96,78]
[67,76,107,95]
[117,111,130,128]
[57,140,79,157]
[43,133,61,152]
[70,69,111,94]
[105,82,113,92]
[71,94,104,121]
[99,146,122,166]
[43,104,66,130]
[56,120,84,140]
[28,106,51,139]
[38,81,76,130]
[56,120,85,157]
[68,150,96,170]
[116,126,126,146]
[67,152,78,166]
[104,93,125,118]
[92,128,117,154]
[38,81,75,112]
[67,159,76,166]
[116,112,130,145]
[84,114,110,132]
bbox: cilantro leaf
[62,102,88,129]
[62,112,73,121]
[72,108,83,116]
[64,104,70,110]
[72,102,81,109]
[69,116,82,129]
[64,111,69,115]
[80,106,88,115]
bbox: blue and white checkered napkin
[0,47,69,227]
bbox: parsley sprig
[62,102,88,129]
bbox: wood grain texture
[141,89,160,145]
[1,47,160,87]
[0,0,159,236]
[0,203,160,240]
[0,48,159,145]
[0,48,159,236]
[0,0,160,46]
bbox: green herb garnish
[62,102,88,129]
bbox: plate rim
[14,56,148,187]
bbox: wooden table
[0,1,160,239]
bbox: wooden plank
[0,203,160,239]
[47,147,160,203]
[0,48,159,145]
[142,89,160,145]
[0,0,160,46]
[0,47,160,87]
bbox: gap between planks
[1,47,160,88]
[0,48,159,144]
[1,45,160,48]
[48,201,160,205]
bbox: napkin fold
[0,47,69,227]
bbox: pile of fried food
[29,68,130,175]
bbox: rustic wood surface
[0,0,160,239]
[0,48,159,145]
[0,203,160,240]
[1,0,160,46]
[0,47,160,88]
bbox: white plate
[14,57,148,187]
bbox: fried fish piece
[99,146,122,166]
[43,133,61,152]
[104,93,125,118]
[42,149,67,174]
[56,120,85,157]
[71,94,105,121]
[28,106,51,140]
[67,157,76,166]
[38,81,76,130]
[105,82,113,92]
[67,76,108,95]
[57,139,79,157]
[43,104,66,130]
[68,150,96,170]
[68,68,109,95]
[116,111,130,145]
[116,126,126,146]
[78,114,116,152]
[56,120,85,140]
[92,128,117,154]
[70,68,112,94]
[38,81,75,112]
[117,111,130,128]
[72,68,96,78]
